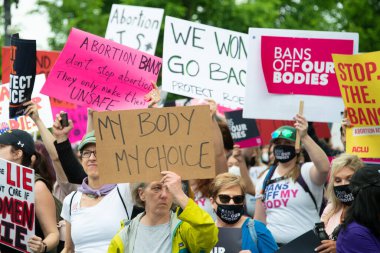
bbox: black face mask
[334,184,354,206]
[215,204,244,224]
[274,145,296,163]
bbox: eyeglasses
[218,194,245,204]
[271,129,294,139]
[81,150,96,158]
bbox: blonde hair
[325,153,364,221]
[210,173,246,198]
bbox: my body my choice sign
[93,105,216,184]
[163,16,247,109]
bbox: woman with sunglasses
[210,173,278,253]
[254,114,330,245]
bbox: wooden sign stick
[295,100,304,152]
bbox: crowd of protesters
[0,91,379,253]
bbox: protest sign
[93,105,216,184]
[8,35,36,118]
[211,228,242,253]
[243,28,358,122]
[277,230,320,253]
[163,16,247,109]
[2,47,60,84]
[51,105,87,143]
[105,4,164,54]
[41,28,162,111]
[224,110,262,148]
[0,158,35,253]
[0,75,54,133]
[332,51,380,158]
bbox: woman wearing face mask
[254,114,330,245]
[315,154,363,253]
[210,173,278,253]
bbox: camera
[313,222,329,241]
[60,112,69,127]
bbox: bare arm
[28,181,59,252]
[231,145,255,195]
[24,102,70,184]
[62,221,74,253]
[254,198,267,224]
[294,114,330,186]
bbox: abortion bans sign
[0,158,35,252]
[93,105,216,184]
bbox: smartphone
[60,112,69,127]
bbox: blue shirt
[241,218,278,253]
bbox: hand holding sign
[23,101,40,123]
[293,114,308,140]
[28,235,45,253]
[160,171,189,209]
[144,81,161,108]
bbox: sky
[7,0,52,49]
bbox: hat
[0,129,35,156]
[350,166,380,196]
[78,131,96,152]
[271,126,296,143]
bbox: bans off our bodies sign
[93,105,216,184]
[243,28,358,122]
[0,158,35,252]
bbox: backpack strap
[296,174,319,213]
[69,191,78,216]
[117,185,130,220]
[260,165,277,201]
[247,219,258,246]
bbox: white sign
[243,28,359,122]
[105,4,164,54]
[0,158,35,252]
[163,16,247,109]
[0,74,54,133]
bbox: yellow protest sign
[332,51,380,158]
[93,105,216,184]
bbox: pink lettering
[282,199,289,207]
[291,189,298,197]
[280,189,290,198]
[274,199,282,208]
[266,200,273,208]
[195,198,206,206]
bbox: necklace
[85,193,99,199]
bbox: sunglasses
[218,194,245,204]
[271,129,294,139]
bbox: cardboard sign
[262,36,354,97]
[243,28,359,122]
[8,36,36,118]
[93,105,216,184]
[51,105,87,143]
[224,110,262,148]
[0,158,35,253]
[41,28,162,111]
[0,75,54,133]
[105,4,164,54]
[163,16,247,109]
[2,47,60,84]
[211,227,242,253]
[332,51,380,158]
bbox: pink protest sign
[261,36,354,97]
[41,28,162,111]
[51,105,87,143]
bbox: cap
[271,126,296,143]
[0,129,35,156]
[78,131,96,152]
